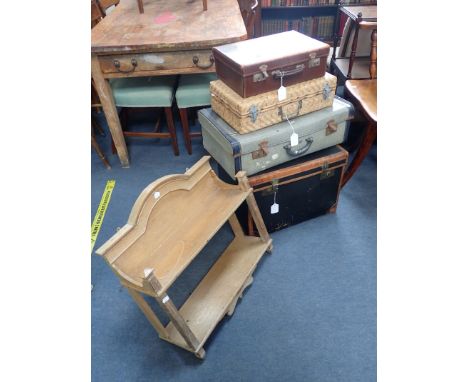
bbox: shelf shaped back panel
[96,156,250,294]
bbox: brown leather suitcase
[212,30,330,98]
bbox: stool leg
[179,108,192,155]
[164,107,179,156]
[341,122,377,187]
[154,108,162,133]
[91,132,111,170]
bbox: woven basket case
[210,72,337,134]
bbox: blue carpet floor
[91,110,376,382]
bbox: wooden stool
[175,73,217,155]
[91,116,111,170]
[341,29,376,186]
[110,76,179,156]
[341,79,376,186]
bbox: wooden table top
[346,79,377,124]
[91,0,247,54]
[342,5,377,22]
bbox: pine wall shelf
[96,156,272,358]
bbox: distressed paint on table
[91,0,247,167]
[92,0,246,54]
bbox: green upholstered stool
[110,75,179,156]
[175,73,217,154]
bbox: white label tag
[290,132,299,147]
[278,85,287,101]
[271,203,279,214]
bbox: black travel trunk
[217,145,348,234]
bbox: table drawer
[99,50,215,75]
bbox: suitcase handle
[272,64,305,79]
[278,100,303,120]
[193,54,215,69]
[283,138,313,157]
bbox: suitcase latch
[253,64,269,82]
[326,120,338,135]
[322,82,331,100]
[249,104,259,123]
[261,179,279,196]
[309,53,321,68]
[251,140,269,159]
[320,162,335,179]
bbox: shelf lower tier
[163,235,271,352]
[332,57,372,80]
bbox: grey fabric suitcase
[199,96,354,179]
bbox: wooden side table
[331,4,377,83]
[91,0,247,167]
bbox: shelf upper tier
[95,157,250,293]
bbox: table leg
[91,55,130,167]
[341,122,376,187]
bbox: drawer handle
[284,138,313,157]
[113,58,138,73]
[192,55,214,69]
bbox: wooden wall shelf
[96,156,272,358]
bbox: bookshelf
[258,0,374,44]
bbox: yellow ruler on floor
[91,180,116,253]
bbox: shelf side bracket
[143,268,201,352]
[236,171,272,249]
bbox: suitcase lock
[248,105,259,123]
[320,162,335,179]
[323,83,332,100]
[251,140,269,159]
[326,120,338,135]
[253,64,269,82]
[261,179,279,196]
[309,52,321,68]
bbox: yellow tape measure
[91,180,116,253]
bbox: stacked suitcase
[199,31,355,234]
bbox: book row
[261,16,335,41]
[260,0,365,6]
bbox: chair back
[98,0,120,12]
[91,0,105,28]
[369,29,377,79]
[237,0,259,39]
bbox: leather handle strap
[272,64,305,79]
[283,138,313,157]
[278,100,303,121]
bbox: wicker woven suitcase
[199,96,354,179]
[210,72,337,134]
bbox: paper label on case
[271,203,279,214]
[278,86,287,101]
[290,132,299,147]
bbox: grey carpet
[91,110,376,382]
